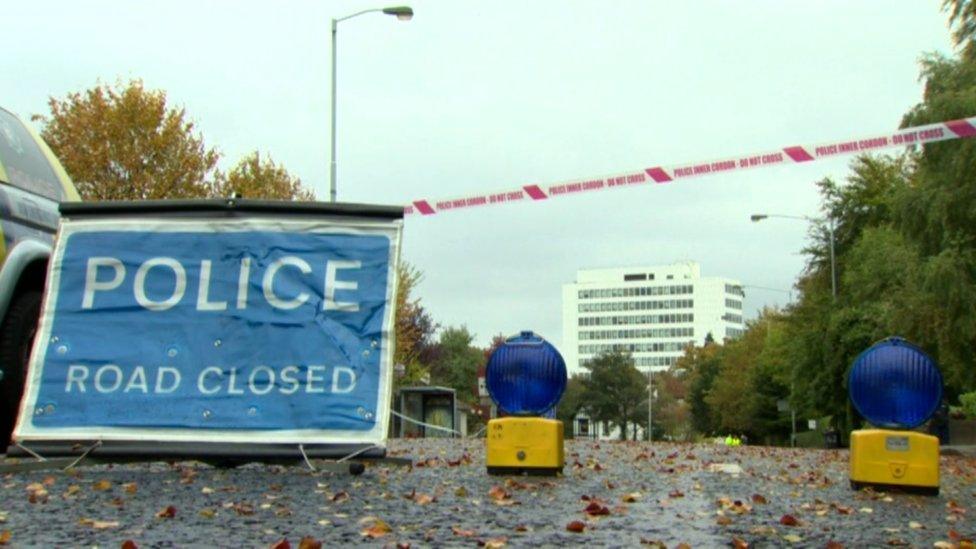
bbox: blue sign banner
[16,218,401,445]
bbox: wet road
[1,439,975,547]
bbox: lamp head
[382,6,414,20]
[750,214,768,222]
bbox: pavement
[0,439,975,547]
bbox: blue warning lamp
[485,331,567,416]
[848,337,943,429]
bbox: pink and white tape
[404,117,976,217]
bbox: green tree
[36,80,219,200]
[212,151,314,200]
[393,262,436,387]
[556,374,587,437]
[581,352,647,440]
[428,326,483,404]
[682,341,722,436]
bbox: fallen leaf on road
[584,501,610,516]
[708,463,743,475]
[42,476,55,486]
[455,487,469,498]
[732,536,749,548]
[452,526,477,537]
[410,492,435,505]
[199,508,216,519]
[825,541,844,549]
[622,492,642,503]
[0,531,9,545]
[331,491,350,503]
[298,536,322,549]
[92,480,112,492]
[717,515,733,526]
[751,494,768,504]
[480,537,507,548]
[270,540,290,549]
[566,521,586,533]
[156,506,177,519]
[668,490,684,499]
[360,517,392,538]
[908,521,923,529]
[121,541,138,549]
[78,518,120,529]
[639,539,665,548]
[233,503,255,516]
[779,514,799,526]
[122,483,137,494]
[782,534,802,543]
[859,507,873,514]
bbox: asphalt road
[1,439,974,547]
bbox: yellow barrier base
[486,417,563,476]
[849,429,939,495]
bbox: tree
[428,326,484,404]
[393,262,436,386]
[581,352,647,440]
[944,0,976,55]
[682,341,722,436]
[212,151,314,200]
[556,374,587,437]
[36,80,219,200]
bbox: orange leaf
[270,540,290,549]
[717,515,733,526]
[751,494,767,504]
[361,519,392,539]
[825,542,844,549]
[92,480,112,492]
[156,506,177,519]
[779,514,799,526]
[732,537,749,549]
[452,526,477,537]
[121,541,138,549]
[297,537,322,549]
[566,521,586,533]
[123,483,138,494]
[0,531,10,546]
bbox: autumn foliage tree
[36,81,219,200]
[393,262,436,386]
[35,80,313,201]
[212,151,314,200]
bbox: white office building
[561,262,745,375]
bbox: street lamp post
[750,213,836,300]
[751,213,838,447]
[647,368,653,444]
[330,6,413,203]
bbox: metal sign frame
[11,199,403,459]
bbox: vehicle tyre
[0,291,43,446]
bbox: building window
[624,273,647,281]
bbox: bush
[959,391,976,419]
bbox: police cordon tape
[403,117,976,217]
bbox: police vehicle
[0,106,79,444]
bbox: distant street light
[750,213,837,448]
[330,6,413,203]
[750,213,836,300]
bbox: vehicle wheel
[0,291,43,446]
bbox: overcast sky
[4,1,957,350]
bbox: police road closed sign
[15,215,401,447]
